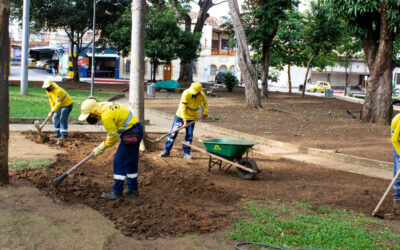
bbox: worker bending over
[391,113,400,213]
[79,97,143,201]
[42,78,72,140]
[160,82,208,159]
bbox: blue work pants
[393,149,400,201]
[112,123,143,195]
[164,115,195,155]
[53,104,72,137]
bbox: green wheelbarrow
[182,138,261,180]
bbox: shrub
[225,72,239,92]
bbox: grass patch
[9,159,53,170]
[227,200,400,249]
[9,86,115,118]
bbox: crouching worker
[42,78,73,140]
[78,97,143,201]
[160,82,208,159]
[391,113,400,212]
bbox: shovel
[53,152,94,186]
[34,115,52,134]
[150,118,201,142]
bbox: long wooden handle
[371,169,400,216]
[158,118,201,141]
[182,142,256,173]
[66,152,94,174]
[40,115,52,130]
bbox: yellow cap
[189,82,202,95]
[42,78,55,88]
[78,97,98,121]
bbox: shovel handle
[371,168,400,216]
[53,152,94,186]
[158,118,201,141]
[40,115,52,130]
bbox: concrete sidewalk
[10,95,394,181]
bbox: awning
[86,53,119,58]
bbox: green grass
[9,159,53,170]
[226,200,400,250]
[9,86,116,118]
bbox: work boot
[59,136,67,141]
[183,153,192,160]
[394,200,400,211]
[102,192,122,201]
[159,151,170,157]
[123,188,139,197]
[51,134,61,138]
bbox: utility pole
[90,0,96,97]
[20,0,29,95]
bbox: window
[192,63,197,75]
[229,65,235,74]
[219,65,227,73]
[125,60,130,73]
[221,39,229,49]
[210,65,217,75]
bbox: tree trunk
[301,53,316,97]
[178,0,214,86]
[287,64,292,94]
[177,13,193,87]
[344,63,349,96]
[0,0,10,185]
[260,22,278,98]
[361,3,394,125]
[228,0,261,108]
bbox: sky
[191,0,311,19]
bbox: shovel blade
[34,120,40,129]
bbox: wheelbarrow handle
[158,118,201,141]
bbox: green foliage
[224,72,238,92]
[9,159,52,170]
[227,200,400,249]
[102,4,200,71]
[9,87,114,118]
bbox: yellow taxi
[28,58,37,68]
[306,81,332,93]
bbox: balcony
[211,48,235,56]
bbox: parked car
[306,81,332,93]
[36,58,50,69]
[45,61,57,74]
[27,58,37,68]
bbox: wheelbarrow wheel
[236,157,259,180]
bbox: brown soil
[145,89,394,162]
[9,79,128,93]
[11,131,400,240]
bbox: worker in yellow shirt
[78,97,143,201]
[391,113,400,212]
[42,78,73,140]
[160,82,208,159]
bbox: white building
[275,60,400,90]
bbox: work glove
[202,114,208,119]
[93,142,106,157]
[48,111,54,118]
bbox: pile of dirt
[12,131,400,239]
[14,132,240,239]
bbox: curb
[145,108,393,171]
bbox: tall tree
[242,0,298,97]
[177,0,225,87]
[102,4,199,82]
[324,0,400,124]
[300,1,343,97]
[228,0,261,108]
[0,0,9,185]
[10,0,130,82]
[272,9,306,94]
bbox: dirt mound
[14,132,240,239]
